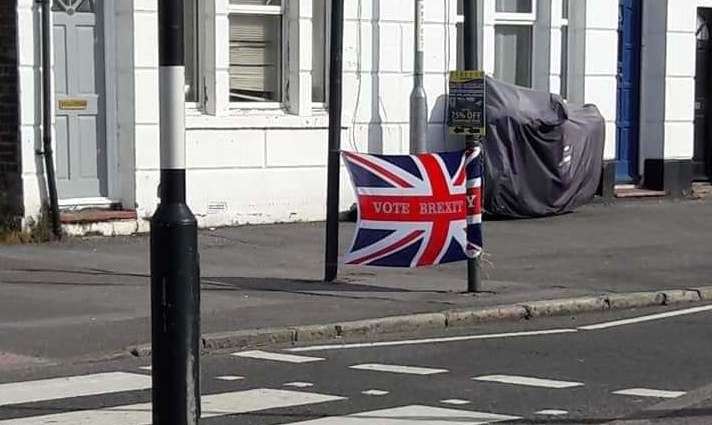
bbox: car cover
[481,77,605,218]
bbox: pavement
[0,198,711,365]
[2,303,712,424]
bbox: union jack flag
[342,149,483,268]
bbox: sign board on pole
[447,70,486,136]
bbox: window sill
[185,110,335,130]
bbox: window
[228,0,283,103]
[493,0,535,87]
[494,25,532,87]
[562,0,569,19]
[496,0,533,14]
[312,0,327,103]
[184,0,199,102]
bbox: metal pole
[152,1,201,424]
[409,0,427,154]
[324,0,344,282]
[40,0,62,239]
[463,0,481,293]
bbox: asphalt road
[2,304,712,424]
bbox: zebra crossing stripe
[349,363,448,375]
[0,388,345,425]
[282,404,520,424]
[232,350,324,363]
[613,388,686,399]
[0,372,151,407]
[473,374,583,389]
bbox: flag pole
[324,0,345,282]
[463,0,482,293]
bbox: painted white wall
[132,0,161,221]
[664,0,697,159]
[582,0,619,160]
[16,0,46,221]
[169,0,462,227]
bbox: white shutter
[229,14,281,100]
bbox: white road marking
[613,388,686,399]
[138,366,151,371]
[361,389,389,396]
[473,374,584,389]
[284,382,314,388]
[578,305,712,330]
[287,305,712,353]
[440,399,471,405]
[283,404,520,424]
[350,363,448,375]
[0,388,345,425]
[215,375,244,381]
[0,372,151,407]
[232,350,324,363]
[288,329,578,352]
[536,409,569,415]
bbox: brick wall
[0,0,21,219]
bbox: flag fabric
[342,149,483,268]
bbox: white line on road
[578,305,712,330]
[215,375,244,381]
[613,388,686,399]
[473,374,584,389]
[440,399,471,405]
[282,404,520,424]
[350,363,448,375]
[287,329,578,352]
[284,382,314,388]
[0,372,151,407]
[536,409,569,415]
[361,389,389,396]
[232,350,324,363]
[0,388,345,425]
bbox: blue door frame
[615,0,643,182]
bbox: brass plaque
[58,99,88,110]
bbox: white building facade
[2,0,709,234]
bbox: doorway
[694,8,712,181]
[52,0,108,200]
[615,0,643,183]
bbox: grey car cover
[482,77,605,218]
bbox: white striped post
[151,1,201,424]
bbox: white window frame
[491,0,536,88]
[227,1,285,110]
[189,0,329,121]
[184,0,202,110]
[550,0,569,97]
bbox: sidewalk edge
[128,286,712,357]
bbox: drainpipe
[40,0,62,238]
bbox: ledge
[60,209,137,224]
[186,110,342,130]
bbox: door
[52,0,107,199]
[694,8,712,181]
[615,0,642,183]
